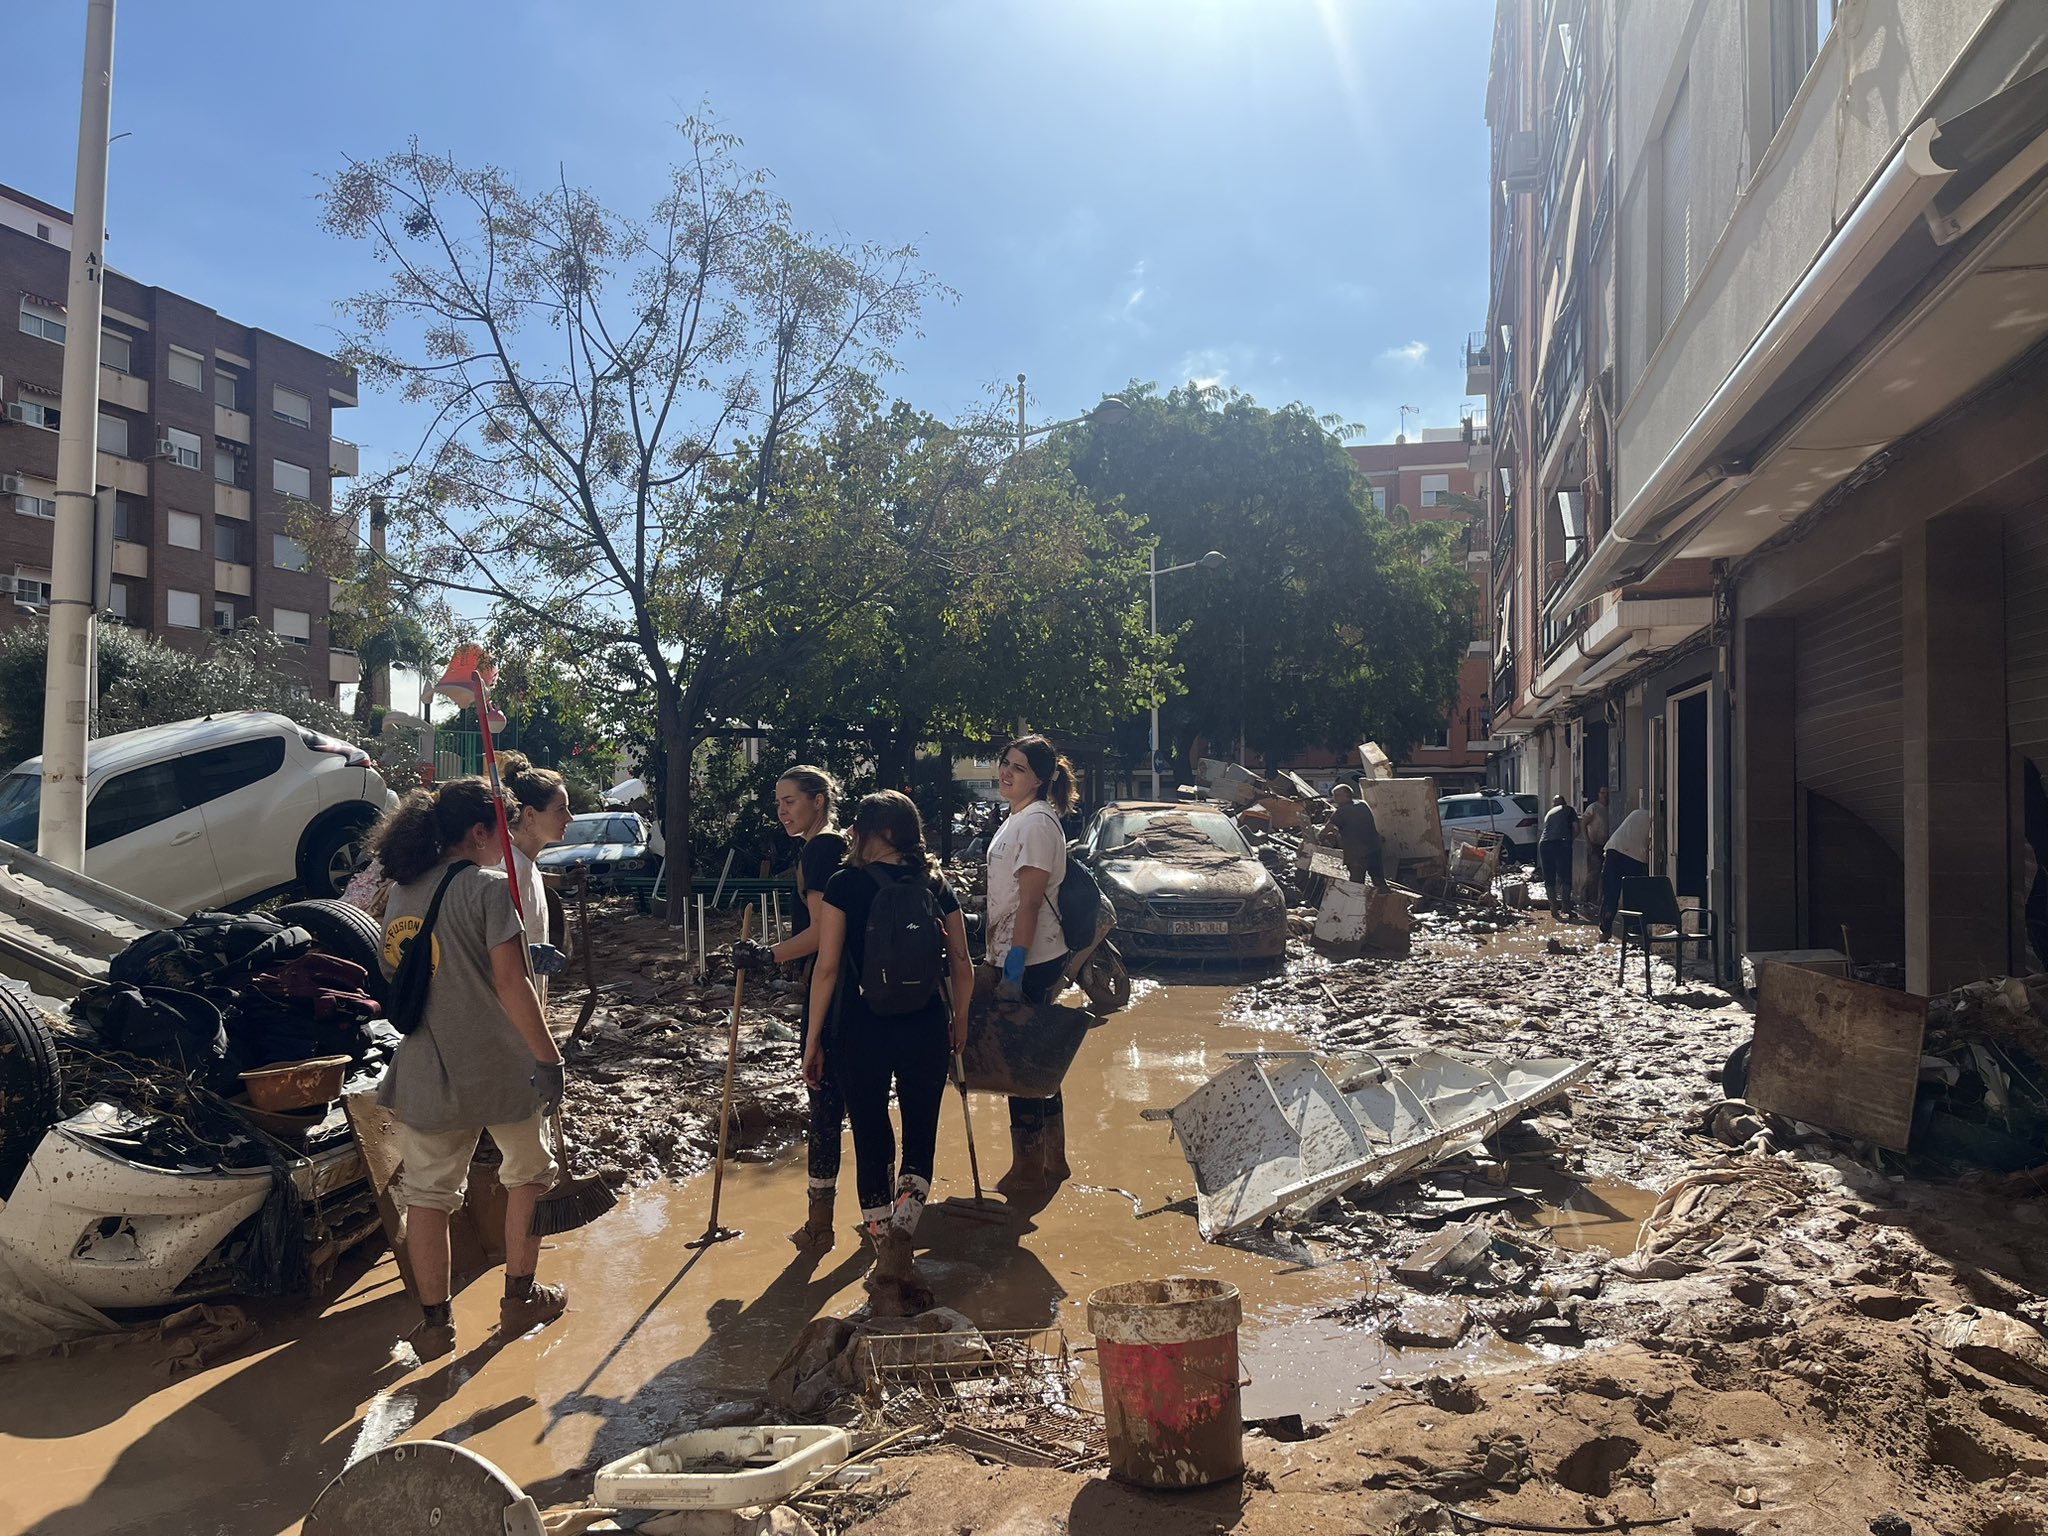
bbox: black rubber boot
[788,1187,836,1251]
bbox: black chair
[1615,875,1717,996]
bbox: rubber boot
[1039,1105,1072,1184]
[995,1122,1047,1202]
[862,1228,934,1319]
[788,1186,836,1251]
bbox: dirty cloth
[986,800,1068,965]
[0,1249,116,1360]
[1118,813,1246,872]
[374,860,540,1134]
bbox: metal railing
[1536,298,1584,456]
[1464,330,1493,372]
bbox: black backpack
[857,866,949,1017]
[1054,856,1112,952]
[386,862,473,1037]
[110,911,312,991]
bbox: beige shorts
[395,1112,558,1212]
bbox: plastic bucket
[1086,1277,1243,1488]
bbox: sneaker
[498,1280,568,1336]
[406,1318,457,1363]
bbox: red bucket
[1086,1277,1243,1488]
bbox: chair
[1616,875,1717,996]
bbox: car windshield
[1096,809,1251,858]
[0,772,38,847]
[558,815,640,846]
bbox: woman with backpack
[729,766,851,1250]
[500,753,574,1003]
[371,777,568,1361]
[985,734,1080,1202]
[805,790,972,1315]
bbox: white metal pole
[1014,372,1027,463]
[1149,545,1161,801]
[37,0,116,871]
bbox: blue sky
[9,1,1492,471]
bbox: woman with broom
[730,766,850,1250]
[373,776,569,1361]
[805,791,973,1315]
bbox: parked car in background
[1437,791,1541,861]
[1076,801,1287,963]
[0,712,394,915]
[537,811,656,902]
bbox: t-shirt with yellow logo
[380,914,441,975]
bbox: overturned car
[1075,803,1288,963]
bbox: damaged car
[537,811,656,899]
[1076,802,1288,963]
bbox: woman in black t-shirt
[806,790,972,1316]
[732,766,849,1250]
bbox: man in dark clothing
[1539,795,1578,919]
[1328,784,1387,889]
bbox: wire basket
[855,1325,1105,1470]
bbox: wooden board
[1749,964,1927,1151]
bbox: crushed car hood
[1095,856,1274,900]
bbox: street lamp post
[1149,548,1226,799]
[969,373,1130,460]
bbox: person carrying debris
[1599,803,1652,940]
[805,791,973,1315]
[1327,783,1387,889]
[371,777,568,1361]
[1539,795,1579,919]
[986,734,1078,1198]
[731,766,851,1251]
[501,753,574,1003]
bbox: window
[167,588,202,629]
[101,329,132,374]
[1771,0,1838,131]
[162,426,202,470]
[98,411,129,458]
[273,533,309,571]
[272,458,311,499]
[107,581,127,622]
[213,446,241,486]
[35,223,50,242]
[86,762,184,849]
[9,572,53,607]
[13,487,56,520]
[175,738,286,808]
[273,606,310,644]
[214,520,247,563]
[168,347,204,391]
[214,599,237,633]
[1658,73,1694,337]
[18,299,64,344]
[13,400,58,431]
[167,511,202,550]
[113,495,143,543]
[272,386,312,429]
[1421,474,1452,507]
[1366,483,1388,512]
[214,366,241,412]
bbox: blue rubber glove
[998,944,1029,1002]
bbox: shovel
[688,907,753,1248]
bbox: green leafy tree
[1063,384,1473,769]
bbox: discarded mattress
[1144,1048,1593,1239]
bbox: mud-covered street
[4,909,2048,1535]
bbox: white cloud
[1381,340,1429,367]
[1178,347,1235,389]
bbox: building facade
[0,183,359,700]
[1486,0,2048,991]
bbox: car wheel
[1722,1040,1752,1100]
[273,899,388,1003]
[0,988,61,1199]
[300,813,375,900]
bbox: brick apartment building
[0,182,359,701]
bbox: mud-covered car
[1076,802,1287,962]
[537,812,656,897]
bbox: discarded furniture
[1748,963,1926,1151]
[1616,875,1717,995]
[1144,1048,1592,1239]
[1355,777,1449,890]
[1312,879,1414,956]
[1738,948,1848,996]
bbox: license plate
[1169,919,1230,935]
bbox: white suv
[0,712,396,914]
[1438,791,1542,861]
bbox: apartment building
[1485,0,2048,992]
[0,183,359,700]
[1349,428,1497,792]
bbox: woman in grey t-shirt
[371,777,568,1361]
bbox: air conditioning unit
[0,475,21,496]
[1500,130,1541,195]
[4,403,31,425]
[158,439,180,459]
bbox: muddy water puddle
[0,975,1595,1534]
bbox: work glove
[528,943,568,977]
[997,944,1029,1003]
[729,938,775,975]
[532,1059,566,1115]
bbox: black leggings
[836,1014,951,1221]
[1009,955,1068,1129]
[798,980,846,1187]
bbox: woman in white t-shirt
[501,754,574,1003]
[985,733,1078,1202]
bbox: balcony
[1536,50,1587,253]
[110,541,147,579]
[329,647,362,686]
[1535,303,1585,462]
[1541,596,1584,662]
[329,436,358,478]
[215,561,252,597]
[96,452,148,496]
[98,367,147,413]
[215,404,250,444]
[1464,330,1493,394]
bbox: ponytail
[372,776,500,884]
[847,789,943,881]
[1005,734,1079,816]
[498,750,568,824]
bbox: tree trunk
[660,683,695,925]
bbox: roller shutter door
[1795,555,1903,856]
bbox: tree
[1063,384,1473,768]
[320,120,943,918]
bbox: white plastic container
[593,1425,852,1511]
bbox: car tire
[274,899,387,1002]
[1722,1040,1752,1100]
[0,988,61,1200]
[298,811,376,900]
